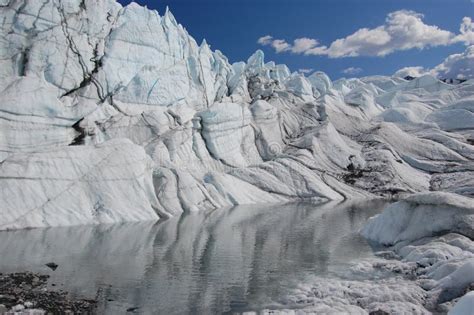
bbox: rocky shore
[0,272,96,314]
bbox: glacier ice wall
[1,0,474,229]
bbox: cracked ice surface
[1,0,474,313]
[1,0,474,229]
[0,138,165,230]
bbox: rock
[11,304,25,311]
[45,263,58,271]
[0,272,97,313]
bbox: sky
[116,0,474,79]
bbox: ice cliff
[1,0,474,229]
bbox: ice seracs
[1,0,474,312]
[2,0,474,224]
[0,0,474,245]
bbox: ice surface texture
[361,192,474,313]
[1,0,474,231]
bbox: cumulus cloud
[342,67,363,75]
[258,11,474,58]
[431,45,474,79]
[257,36,320,54]
[271,39,291,53]
[453,17,474,45]
[292,38,319,54]
[393,66,429,78]
[257,35,273,46]
[394,46,474,80]
[298,68,314,74]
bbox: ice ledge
[362,192,474,246]
[0,138,165,231]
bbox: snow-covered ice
[2,0,474,229]
[1,1,474,312]
[449,291,474,315]
[362,192,474,245]
[359,192,474,314]
[0,138,165,230]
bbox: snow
[362,192,474,245]
[426,98,474,131]
[307,71,332,96]
[359,192,474,313]
[0,2,474,313]
[1,0,474,243]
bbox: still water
[0,200,388,314]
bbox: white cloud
[393,66,429,78]
[292,38,319,54]
[394,46,474,80]
[257,36,319,54]
[453,17,474,45]
[257,11,474,58]
[298,68,314,74]
[271,39,291,53]
[257,35,273,46]
[431,45,474,79]
[342,67,363,75]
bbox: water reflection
[0,200,387,314]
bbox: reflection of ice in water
[0,200,387,314]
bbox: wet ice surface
[0,200,388,314]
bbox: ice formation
[267,193,474,314]
[1,0,474,312]
[1,0,473,227]
[362,192,474,245]
[359,192,474,314]
[0,138,164,230]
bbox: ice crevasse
[0,0,474,231]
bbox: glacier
[2,0,473,229]
[1,0,474,312]
[0,0,474,314]
[359,192,474,314]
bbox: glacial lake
[0,200,388,314]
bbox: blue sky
[117,0,473,79]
